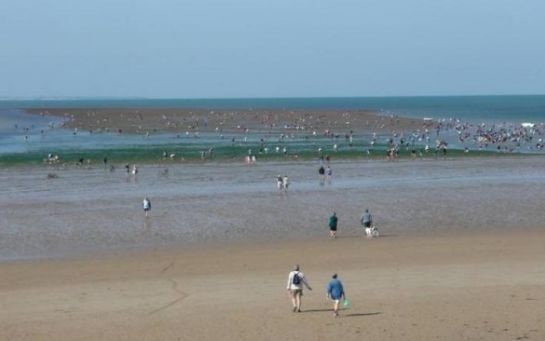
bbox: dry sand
[1,229,544,341]
[27,108,431,134]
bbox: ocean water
[1,95,545,122]
[1,95,545,157]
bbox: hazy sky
[1,0,544,98]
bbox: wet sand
[2,157,545,260]
[27,107,430,134]
[1,229,544,340]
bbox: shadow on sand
[344,312,382,318]
[301,309,382,317]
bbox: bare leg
[289,291,297,311]
[295,292,302,312]
[333,300,340,317]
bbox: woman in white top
[143,197,151,217]
[282,175,289,192]
[277,175,284,190]
[286,264,312,312]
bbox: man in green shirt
[329,212,338,239]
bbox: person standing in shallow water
[319,165,325,179]
[282,175,289,192]
[143,197,151,217]
[277,175,284,191]
[286,264,312,312]
[361,209,372,229]
[329,212,338,238]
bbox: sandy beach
[1,157,545,340]
[1,229,544,340]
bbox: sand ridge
[27,107,430,134]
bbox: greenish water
[2,95,544,166]
[0,142,520,167]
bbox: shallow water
[1,109,542,163]
[1,158,544,261]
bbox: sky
[0,0,544,98]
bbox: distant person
[319,165,325,178]
[361,209,372,229]
[329,212,338,238]
[286,265,312,312]
[132,165,138,175]
[361,209,379,237]
[143,197,151,217]
[326,273,346,317]
[282,175,289,191]
[103,157,108,167]
[277,175,284,191]
[326,166,333,181]
[319,165,326,185]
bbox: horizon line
[1,93,545,101]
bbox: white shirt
[143,199,151,210]
[286,271,307,290]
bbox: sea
[1,95,545,122]
[1,95,545,156]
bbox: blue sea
[1,95,545,156]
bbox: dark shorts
[363,221,371,228]
[329,226,337,231]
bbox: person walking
[326,273,346,317]
[329,212,338,238]
[361,209,372,229]
[318,165,325,180]
[286,264,312,312]
[282,175,289,192]
[143,197,151,217]
[277,175,284,191]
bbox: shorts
[363,221,371,228]
[329,226,337,231]
[291,289,303,296]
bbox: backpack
[292,272,301,285]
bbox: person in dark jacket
[329,212,338,238]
